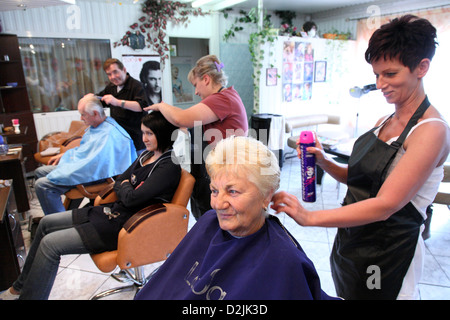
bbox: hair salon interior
[0,0,449,301]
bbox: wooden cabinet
[0,181,26,291]
[0,34,38,172]
[0,147,30,213]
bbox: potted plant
[322,28,351,40]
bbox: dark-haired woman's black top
[73,150,181,253]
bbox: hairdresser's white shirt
[374,117,448,299]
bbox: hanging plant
[274,10,300,36]
[222,8,277,113]
[114,0,208,64]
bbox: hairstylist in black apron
[271,15,449,299]
[330,97,429,299]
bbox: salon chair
[89,168,195,300]
[423,163,450,240]
[285,114,346,153]
[433,163,450,206]
[34,120,88,165]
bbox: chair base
[91,267,147,300]
[91,266,160,300]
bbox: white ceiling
[0,0,68,11]
[0,0,376,13]
[239,0,375,13]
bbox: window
[18,37,111,113]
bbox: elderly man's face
[78,102,98,127]
[210,171,269,237]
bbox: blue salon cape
[47,117,137,185]
[135,210,338,300]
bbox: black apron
[330,96,430,300]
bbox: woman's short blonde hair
[188,54,228,87]
[205,136,280,197]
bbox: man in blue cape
[34,96,137,215]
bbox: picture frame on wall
[171,56,194,104]
[314,61,327,82]
[266,68,278,86]
[169,44,177,56]
[122,54,162,105]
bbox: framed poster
[122,54,161,105]
[169,44,177,56]
[171,56,194,104]
[266,68,278,86]
[314,61,327,82]
[282,40,314,101]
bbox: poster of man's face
[122,54,161,105]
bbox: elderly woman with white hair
[135,136,337,300]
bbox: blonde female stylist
[145,55,248,219]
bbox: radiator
[33,109,110,140]
[33,111,81,140]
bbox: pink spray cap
[298,131,315,145]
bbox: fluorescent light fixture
[209,0,248,11]
[192,0,215,8]
[60,0,77,4]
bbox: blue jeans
[13,211,89,300]
[34,165,106,215]
[34,165,71,215]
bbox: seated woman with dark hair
[135,136,338,300]
[0,112,181,300]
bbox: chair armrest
[40,131,63,141]
[75,184,104,199]
[98,184,114,198]
[326,115,341,125]
[123,203,167,232]
[93,180,117,206]
[61,135,82,147]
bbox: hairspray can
[298,131,316,202]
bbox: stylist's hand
[101,94,120,107]
[271,191,312,226]
[297,131,327,167]
[144,102,166,112]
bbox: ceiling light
[209,0,248,11]
[191,0,215,7]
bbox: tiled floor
[18,156,450,300]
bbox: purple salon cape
[135,210,338,300]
